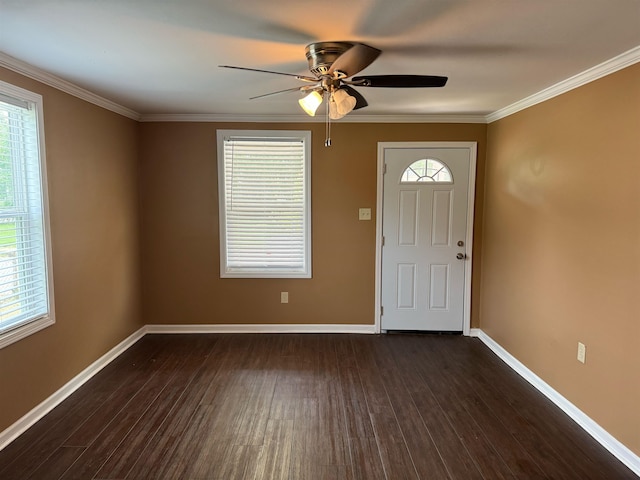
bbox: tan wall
[481,63,640,454]
[139,122,486,327]
[0,68,143,432]
[2,56,638,458]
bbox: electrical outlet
[577,342,586,364]
[280,292,289,304]
[359,208,372,221]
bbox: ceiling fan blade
[249,86,309,100]
[219,65,318,82]
[328,43,381,77]
[352,75,448,88]
[341,85,368,110]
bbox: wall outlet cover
[359,208,372,220]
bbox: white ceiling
[1,0,639,119]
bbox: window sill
[0,316,55,350]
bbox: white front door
[380,144,474,332]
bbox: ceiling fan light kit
[298,90,323,116]
[220,41,448,146]
[329,88,357,119]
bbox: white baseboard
[0,323,375,450]
[475,329,640,477]
[0,323,373,451]
[4,324,637,476]
[0,326,147,451]
[145,323,377,334]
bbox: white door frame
[375,142,477,335]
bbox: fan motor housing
[305,41,354,76]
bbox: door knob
[456,253,466,260]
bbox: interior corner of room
[0,29,638,480]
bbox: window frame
[0,79,55,349]
[216,129,312,279]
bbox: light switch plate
[359,208,372,221]
[577,342,586,363]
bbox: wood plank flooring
[0,333,636,480]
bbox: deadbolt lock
[457,240,464,247]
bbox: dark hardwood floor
[0,333,635,480]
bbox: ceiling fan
[220,41,448,145]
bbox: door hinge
[383,163,387,174]
[381,236,385,247]
[380,306,384,316]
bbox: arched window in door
[400,158,452,183]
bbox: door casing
[375,142,477,335]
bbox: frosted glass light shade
[331,88,356,119]
[329,99,345,120]
[298,90,323,116]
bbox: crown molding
[0,51,140,121]
[138,112,487,123]
[3,44,638,126]
[486,45,640,123]
[0,53,485,124]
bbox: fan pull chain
[324,92,331,147]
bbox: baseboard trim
[475,329,640,477]
[469,328,482,337]
[145,323,377,334]
[0,326,147,451]
[3,325,637,475]
[0,323,374,450]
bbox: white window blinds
[0,81,54,347]
[217,130,311,278]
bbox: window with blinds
[0,80,54,349]
[217,130,311,278]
